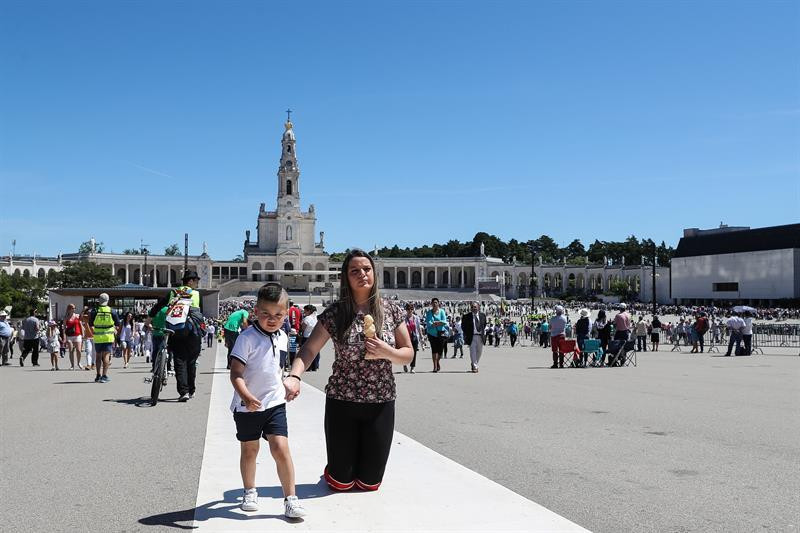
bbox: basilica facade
[2,117,672,304]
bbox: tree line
[332,232,674,266]
[77,240,182,256]
[0,261,123,317]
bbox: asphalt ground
[1,336,798,533]
[302,339,800,533]
[0,342,218,533]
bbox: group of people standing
[0,271,208,400]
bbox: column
[407,266,410,288]
[124,265,129,284]
[461,266,465,288]
[152,265,158,287]
[421,266,425,288]
[139,263,144,285]
[393,267,398,289]
[434,266,438,288]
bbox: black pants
[637,335,647,351]
[509,333,517,347]
[21,339,40,365]
[224,329,239,367]
[409,339,418,368]
[614,330,630,341]
[169,335,201,396]
[324,398,395,489]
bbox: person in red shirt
[287,301,302,332]
[63,303,83,370]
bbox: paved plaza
[1,332,798,532]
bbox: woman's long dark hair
[334,249,383,344]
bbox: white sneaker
[241,488,259,512]
[284,495,306,518]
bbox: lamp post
[652,243,657,316]
[530,246,536,316]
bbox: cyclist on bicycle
[147,295,170,372]
[167,271,203,402]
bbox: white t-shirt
[301,314,317,338]
[742,317,753,335]
[229,323,287,413]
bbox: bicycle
[145,330,173,406]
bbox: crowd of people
[2,247,798,522]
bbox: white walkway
[193,344,589,532]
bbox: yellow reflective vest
[93,305,116,344]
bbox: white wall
[671,249,797,300]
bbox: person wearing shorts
[89,294,120,383]
[64,304,83,370]
[229,283,306,518]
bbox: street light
[652,243,657,316]
[530,246,536,315]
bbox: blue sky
[1,0,798,259]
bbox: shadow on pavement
[53,381,97,384]
[102,397,180,407]
[138,479,332,529]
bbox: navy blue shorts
[95,343,113,354]
[233,403,288,441]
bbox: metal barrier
[752,324,800,355]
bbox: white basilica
[3,116,674,305]
[242,117,330,291]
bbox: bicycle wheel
[150,346,167,406]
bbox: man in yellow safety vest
[88,293,120,383]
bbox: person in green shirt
[224,308,250,369]
[147,296,169,372]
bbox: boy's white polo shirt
[229,323,287,413]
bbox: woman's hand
[365,336,394,361]
[283,377,301,402]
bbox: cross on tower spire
[286,108,292,122]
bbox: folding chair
[582,339,604,367]
[557,338,582,368]
[620,339,637,366]
[606,340,624,366]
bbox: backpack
[165,288,202,338]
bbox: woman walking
[403,303,419,373]
[63,304,83,370]
[425,298,448,373]
[120,312,134,368]
[287,249,413,492]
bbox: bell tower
[277,109,300,211]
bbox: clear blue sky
[1,0,798,259]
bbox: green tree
[164,243,181,256]
[563,239,586,259]
[53,261,121,288]
[123,248,139,255]
[531,235,559,262]
[608,279,634,298]
[78,240,104,254]
[0,271,49,317]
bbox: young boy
[229,283,307,518]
